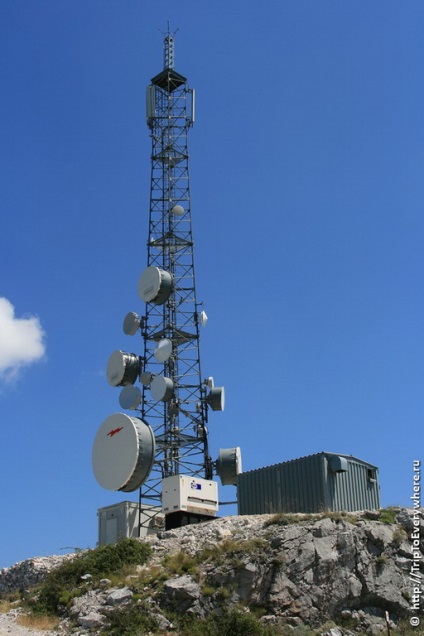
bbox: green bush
[216,586,231,600]
[28,539,151,616]
[264,511,360,528]
[324,511,359,525]
[392,526,407,546]
[197,538,266,567]
[379,507,398,524]
[180,610,283,636]
[264,513,312,527]
[162,550,198,575]
[101,602,157,636]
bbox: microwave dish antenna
[92,413,155,492]
[123,312,141,336]
[106,350,140,387]
[216,447,242,486]
[119,385,142,410]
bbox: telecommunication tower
[92,32,241,530]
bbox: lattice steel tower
[92,33,239,528]
[138,31,224,501]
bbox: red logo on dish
[107,427,123,437]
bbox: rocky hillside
[0,508,422,635]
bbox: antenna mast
[93,34,240,533]
[163,24,177,69]
[139,32,222,513]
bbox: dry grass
[17,613,60,630]
[0,598,22,613]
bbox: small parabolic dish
[206,376,214,389]
[123,312,141,336]
[151,375,174,402]
[106,350,140,387]
[154,338,172,362]
[140,371,154,386]
[207,386,225,411]
[92,413,155,492]
[119,385,142,410]
[138,266,172,305]
[172,204,184,216]
[216,447,242,486]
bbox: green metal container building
[237,452,380,515]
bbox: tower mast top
[163,23,179,70]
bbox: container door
[105,517,118,544]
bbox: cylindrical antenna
[164,33,174,69]
[163,22,179,69]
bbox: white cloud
[0,297,46,381]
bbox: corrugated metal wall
[237,453,327,514]
[325,458,380,511]
[237,453,380,515]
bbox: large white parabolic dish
[138,266,172,305]
[92,413,155,492]
[151,375,174,402]
[106,350,140,387]
[154,338,172,362]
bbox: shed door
[105,517,118,544]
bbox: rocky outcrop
[145,509,421,632]
[0,555,74,595]
[0,508,422,635]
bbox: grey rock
[340,609,352,619]
[213,526,233,540]
[70,591,105,618]
[234,561,257,601]
[364,510,380,520]
[396,508,414,531]
[152,611,173,630]
[157,530,179,539]
[106,586,133,605]
[364,523,394,549]
[291,540,315,572]
[0,554,75,594]
[164,574,200,600]
[163,574,201,612]
[285,615,303,626]
[77,611,105,628]
[259,614,279,624]
[268,572,301,610]
[314,534,338,562]
[312,517,336,537]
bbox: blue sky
[1,1,423,568]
